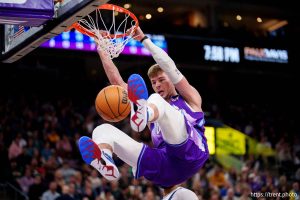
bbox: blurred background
[0,0,299,199]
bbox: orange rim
[70,4,139,39]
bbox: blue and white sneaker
[78,136,119,181]
[127,74,148,132]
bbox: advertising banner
[244,47,288,63]
[205,126,216,155]
[216,127,246,155]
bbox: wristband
[140,35,148,43]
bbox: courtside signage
[244,47,288,63]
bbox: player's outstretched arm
[134,27,202,112]
[97,46,127,89]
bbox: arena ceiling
[111,0,298,36]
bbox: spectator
[28,174,46,200]
[56,135,72,159]
[8,134,24,160]
[239,184,251,200]
[42,142,54,162]
[222,187,238,200]
[278,175,289,193]
[0,132,14,182]
[69,183,82,200]
[24,138,35,157]
[56,161,77,184]
[41,181,60,200]
[289,182,299,200]
[56,184,74,200]
[88,169,102,190]
[210,189,220,200]
[110,181,124,200]
[17,167,35,194]
[208,165,228,189]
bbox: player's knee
[148,93,163,103]
[92,123,114,139]
[148,93,165,112]
[148,93,168,118]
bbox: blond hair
[147,64,163,79]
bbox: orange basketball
[95,85,131,122]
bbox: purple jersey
[150,95,206,150]
[135,95,209,187]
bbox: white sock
[147,106,155,122]
[102,148,113,158]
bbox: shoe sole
[78,136,101,164]
[128,74,148,104]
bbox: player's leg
[92,123,143,168]
[78,123,143,180]
[78,136,120,180]
[147,93,188,145]
[128,74,187,144]
[128,74,149,132]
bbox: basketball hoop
[70,4,139,59]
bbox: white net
[76,6,138,59]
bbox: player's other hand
[95,30,109,43]
[127,26,145,41]
[95,30,110,50]
[134,27,145,41]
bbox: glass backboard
[0,0,109,63]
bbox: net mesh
[75,6,138,59]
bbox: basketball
[95,85,131,122]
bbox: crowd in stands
[0,93,299,200]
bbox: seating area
[0,88,299,199]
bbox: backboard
[0,0,109,63]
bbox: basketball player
[78,27,209,189]
[162,185,199,200]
